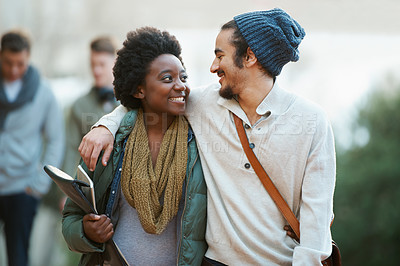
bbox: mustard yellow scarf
[121,109,188,234]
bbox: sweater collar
[217,82,295,122]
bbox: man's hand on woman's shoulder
[78,126,114,171]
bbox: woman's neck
[142,111,176,167]
[143,112,175,135]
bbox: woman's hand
[78,126,114,171]
[83,213,114,243]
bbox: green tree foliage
[333,80,400,265]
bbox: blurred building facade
[1,0,399,80]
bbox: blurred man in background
[62,36,118,176]
[0,29,64,266]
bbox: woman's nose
[174,79,186,91]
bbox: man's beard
[219,84,235,99]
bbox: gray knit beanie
[234,8,305,76]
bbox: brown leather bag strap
[233,113,301,239]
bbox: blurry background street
[1,0,400,265]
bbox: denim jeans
[0,192,39,266]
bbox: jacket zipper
[176,153,198,265]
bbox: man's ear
[244,47,257,67]
[133,86,145,99]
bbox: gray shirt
[113,189,177,266]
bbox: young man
[79,9,336,265]
[0,30,64,266]
[62,36,118,176]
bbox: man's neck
[237,77,274,125]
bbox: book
[76,165,97,213]
[43,165,129,266]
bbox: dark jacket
[62,109,207,265]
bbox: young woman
[62,27,207,266]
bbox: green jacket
[62,109,207,265]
